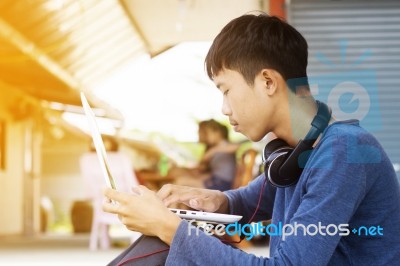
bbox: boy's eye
[223,90,229,96]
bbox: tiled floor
[0,233,269,265]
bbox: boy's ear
[261,69,280,96]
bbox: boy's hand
[157,184,229,214]
[102,185,181,245]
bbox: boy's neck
[278,90,318,147]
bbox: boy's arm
[167,133,370,265]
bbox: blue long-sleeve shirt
[166,120,400,265]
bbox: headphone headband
[304,100,332,143]
[263,100,332,187]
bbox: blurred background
[0,0,399,264]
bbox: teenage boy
[103,13,400,265]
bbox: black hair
[205,13,309,92]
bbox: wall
[41,128,90,226]
[0,120,25,235]
[0,86,41,236]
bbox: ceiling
[121,0,266,56]
[0,0,267,122]
[0,0,147,119]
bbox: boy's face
[213,68,278,142]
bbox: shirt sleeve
[224,174,276,223]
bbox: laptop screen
[81,92,117,190]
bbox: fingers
[102,187,145,215]
[162,193,190,208]
[188,196,219,212]
[166,191,204,207]
[131,185,150,196]
[156,184,174,201]
[103,188,130,203]
[157,184,223,212]
[102,199,121,214]
[163,192,218,211]
[157,184,193,207]
[157,184,213,211]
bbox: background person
[170,119,239,191]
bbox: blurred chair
[232,149,258,189]
[80,151,142,250]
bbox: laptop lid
[80,92,117,190]
[80,92,243,224]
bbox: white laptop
[80,92,242,224]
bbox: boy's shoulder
[317,119,390,167]
[321,119,378,144]
[324,119,363,135]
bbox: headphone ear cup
[263,139,290,160]
[267,149,293,187]
[263,139,295,187]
